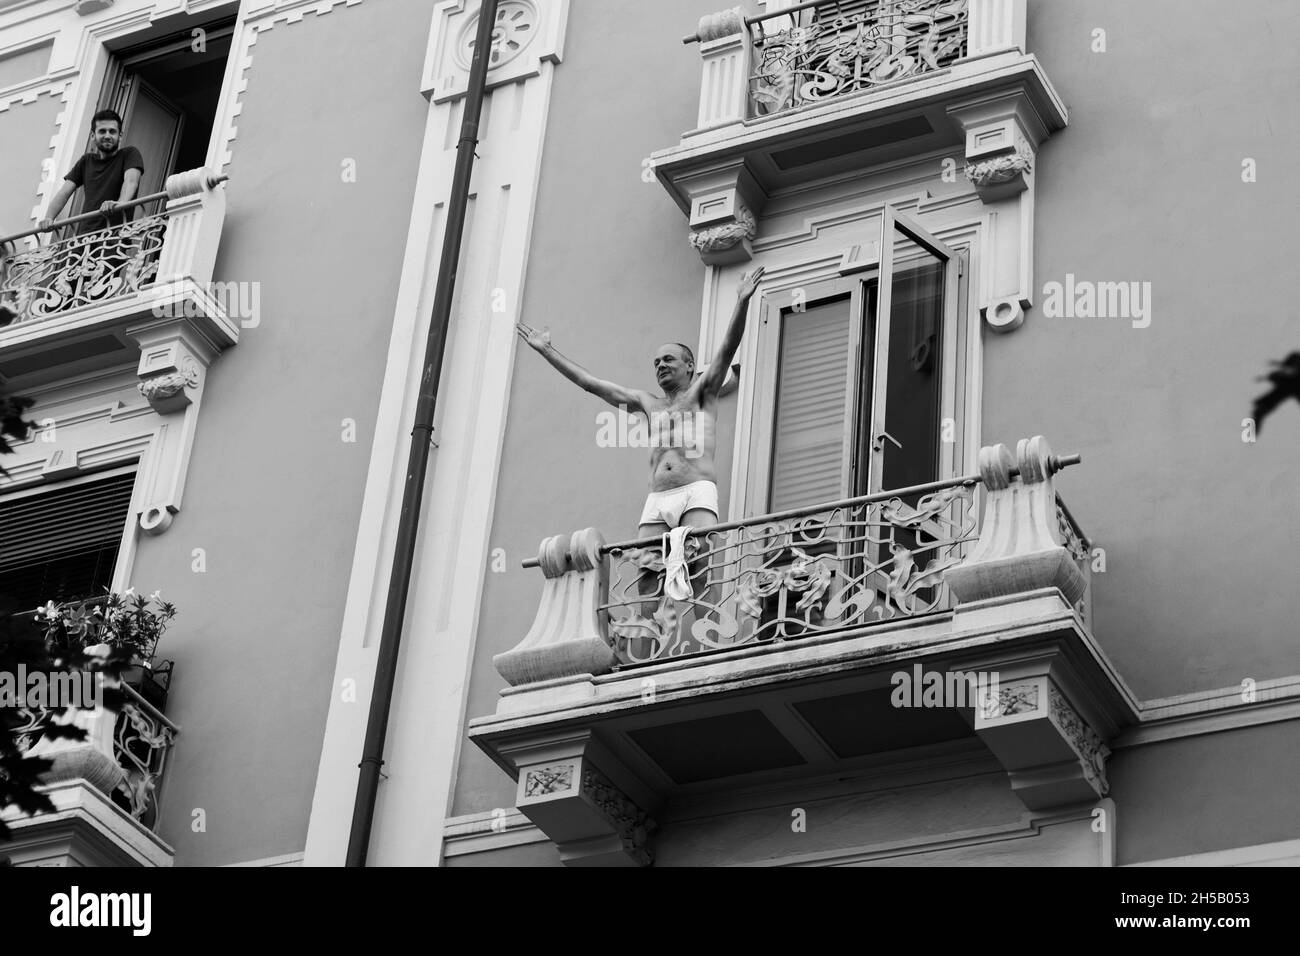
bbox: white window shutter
[768,299,853,512]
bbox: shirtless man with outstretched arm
[516,267,763,543]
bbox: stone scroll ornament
[965,148,1033,188]
[688,205,757,256]
[137,358,201,404]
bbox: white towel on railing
[663,526,694,602]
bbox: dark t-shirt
[64,146,145,234]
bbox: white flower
[148,590,162,603]
[122,587,135,597]
[34,600,59,621]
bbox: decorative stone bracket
[946,435,1085,606]
[948,86,1061,333]
[502,731,658,866]
[494,528,617,686]
[127,169,238,536]
[682,159,766,266]
[974,674,1111,809]
[944,434,1116,809]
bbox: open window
[69,18,235,221]
[750,206,963,515]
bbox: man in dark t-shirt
[40,108,144,236]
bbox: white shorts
[638,480,719,529]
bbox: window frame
[739,207,970,520]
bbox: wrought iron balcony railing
[0,216,168,325]
[682,0,1032,137]
[604,474,980,665]
[1055,491,1092,630]
[497,436,1091,688]
[747,0,969,117]
[0,169,229,328]
[14,679,178,832]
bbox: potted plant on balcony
[35,589,176,711]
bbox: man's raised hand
[737,266,765,302]
[515,322,551,351]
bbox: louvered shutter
[812,0,874,23]
[767,298,853,512]
[0,471,136,573]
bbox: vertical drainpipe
[346,0,502,868]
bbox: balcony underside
[0,279,234,390]
[471,589,1138,865]
[654,52,1065,208]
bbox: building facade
[3,0,1299,868]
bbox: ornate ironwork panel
[0,215,167,324]
[603,480,979,665]
[112,687,176,829]
[7,684,175,831]
[1055,493,1093,626]
[749,0,969,116]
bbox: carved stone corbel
[506,731,658,867]
[677,160,766,265]
[973,676,1111,809]
[137,357,202,415]
[689,203,756,265]
[946,435,1085,606]
[494,528,618,686]
[965,146,1033,202]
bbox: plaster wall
[455,0,1300,835]
[997,0,1300,697]
[0,90,62,237]
[97,0,429,865]
[1109,720,1300,865]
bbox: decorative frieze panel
[421,0,570,103]
[508,735,657,867]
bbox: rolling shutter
[0,471,136,571]
[0,471,136,608]
[767,297,853,512]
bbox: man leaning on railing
[39,108,144,237]
[0,108,146,326]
